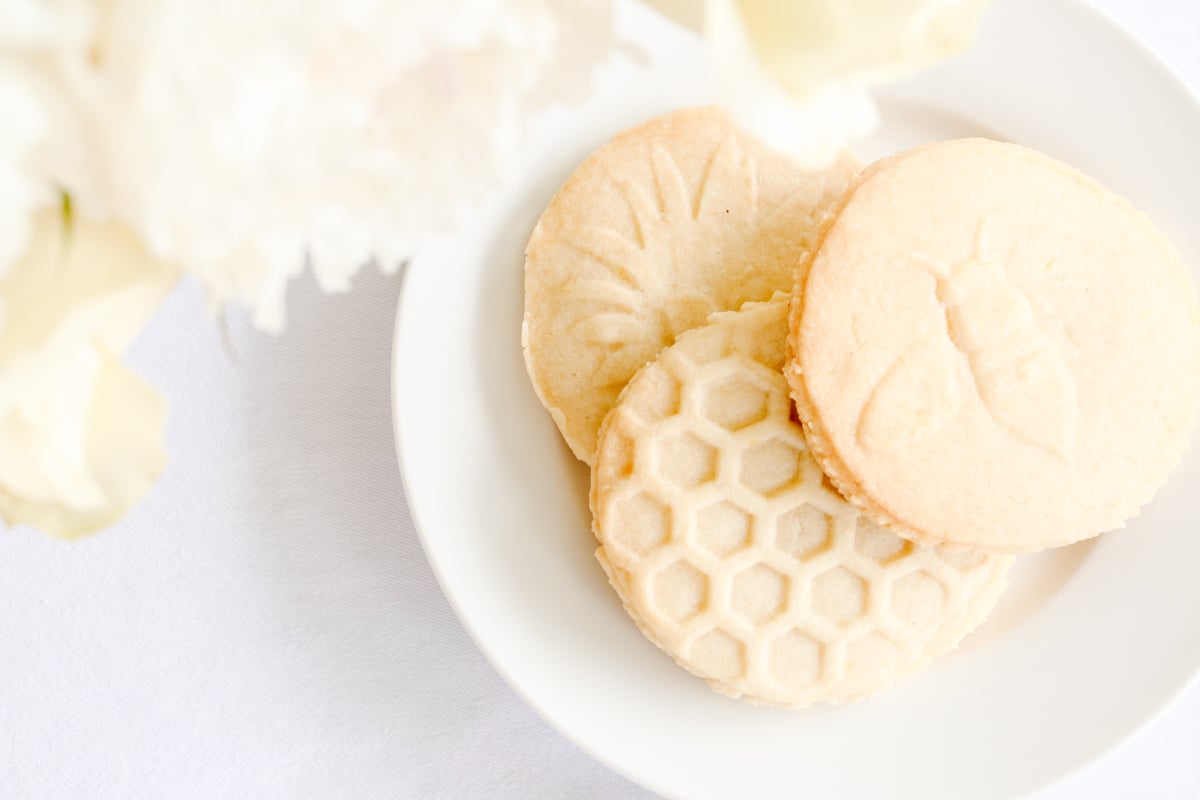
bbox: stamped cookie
[523,106,857,463]
[788,138,1200,553]
[591,299,1012,706]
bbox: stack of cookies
[522,107,1200,707]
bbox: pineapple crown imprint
[525,106,855,464]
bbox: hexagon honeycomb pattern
[592,299,1014,707]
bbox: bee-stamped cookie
[523,106,857,464]
[592,298,1012,706]
[788,138,1200,553]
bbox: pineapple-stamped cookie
[788,138,1200,553]
[592,298,1011,706]
[523,106,857,463]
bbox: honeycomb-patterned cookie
[523,106,857,464]
[591,298,1013,707]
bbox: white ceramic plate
[392,2,1200,797]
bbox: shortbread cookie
[592,299,1012,706]
[788,138,1200,553]
[523,106,857,463]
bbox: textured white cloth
[1,2,1198,798]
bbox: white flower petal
[0,346,167,539]
[77,0,619,331]
[687,0,992,167]
[0,211,175,538]
[706,0,879,170]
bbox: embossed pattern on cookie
[524,106,858,463]
[561,136,758,362]
[593,299,1012,706]
[858,218,1078,460]
[790,138,1200,553]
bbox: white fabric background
[1,2,1198,798]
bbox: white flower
[0,2,167,539]
[0,0,621,538]
[0,210,175,538]
[2,0,620,332]
[647,0,992,168]
[62,0,619,332]
[0,0,102,279]
[0,66,43,279]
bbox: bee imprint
[858,219,1078,459]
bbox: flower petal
[0,210,174,538]
[0,346,167,539]
[699,0,992,167]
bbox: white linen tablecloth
[1,2,1197,797]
